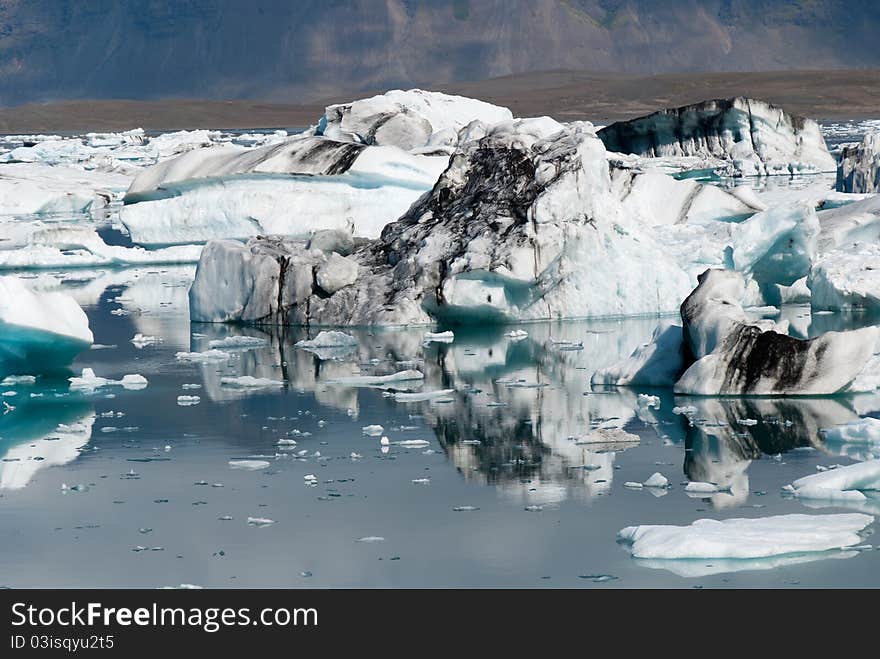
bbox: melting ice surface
[1,120,880,588]
[0,264,877,587]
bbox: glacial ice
[822,417,880,445]
[316,89,513,150]
[618,513,873,560]
[599,98,837,177]
[590,321,684,387]
[189,121,695,325]
[837,130,880,193]
[69,368,148,391]
[119,136,450,245]
[786,461,880,499]
[0,276,93,370]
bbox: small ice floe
[624,482,644,489]
[220,376,284,388]
[684,481,725,494]
[504,329,528,341]
[175,349,230,362]
[380,436,390,446]
[821,417,880,445]
[1,375,36,386]
[423,330,454,344]
[392,389,456,402]
[643,472,669,489]
[783,460,880,502]
[737,418,758,427]
[69,368,148,392]
[637,394,660,410]
[578,574,619,583]
[574,428,640,446]
[672,405,697,416]
[330,370,424,387]
[362,424,384,436]
[618,513,873,563]
[276,438,297,446]
[181,383,202,390]
[350,452,363,459]
[524,505,544,512]
[304,474,318,485]
[228,459,271,470]
[411,478,430,485]
[177,395,200,406]
[395,439,430,448]
[247,517,276,527]
[130,333,161,348]
[452,505,479,512]
[355,536,385,543]
[296,331,358,350]
[208,335,269,350]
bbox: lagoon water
[1,120,879,588]
[1,265,879,588]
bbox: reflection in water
[680,397,862,508]
[0,394,94,490]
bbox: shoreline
[1,68,879,133]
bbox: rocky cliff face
[2,0,880,105]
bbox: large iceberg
[837,130,880,193]
[0,276,93,371]
[119,135,449,245]
[190,121,700,326]
[598,98,836,177]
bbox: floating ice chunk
[295,331,358,349]
[424,331,454,343]
[1,375,36,386]
[787,460,880,498]
[395,439,430,448]
[355,536,385,543]
[672,405,697,415]
[330,370,424,387]
[411,478,430,485]
[822,418,880,445]
[69,368,148,392]
[175,349,231,362]
[453,506,479,512]
[130,333,161,348]
[625,482,645,489]
[392,389,455,402]
[247,517,275,527]
[737,418,758,427]
[177,395,201,406]
[644,472,669,489]
[208,336,269,349]
[684,482,722,493]
[618,513,873,560]
[574,428,640,446]
[229,460,271,470]
[362,424,384,436]
[0,276,93,370]
[638,394,661,410]
[220,376,284,388]
[504,329,529,340]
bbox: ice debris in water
[643,472,669,488]
[1,375,36,386]
[453,506,479,512]
[356,536,385,543]
[618,513,873,560]
[229,459,271,470]
[784,460,880,502]
[821,417,880,445]
[69,368,148,391]
[505,329,529,340]
[330,370,424,386]
[423,331,454,344]
[392,389,456,402]
[130,333,162,348]
[295,331,358,349]
[247,517,276,527]
[208,336,269,349]
[362,424,384,436]
[220,376,284,388]
[395,439,430,448]
[684,482,724,494]
[177,395,200,406]
[175,349,231,362]
[637,394,661,410]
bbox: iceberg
[837,130,880,193]
[316,89,514,150]
[189,121,695,326]
[598,97,836,177]
[675,269,879,395]
[0,276,93,371]
[119,135,450,245]
[786,461,880,500]
[618,513,873,560]
[822,417,880,445]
